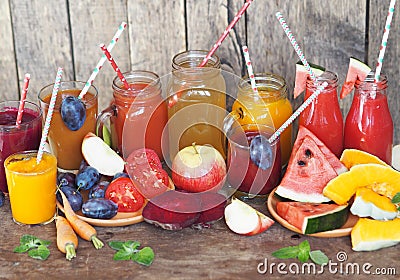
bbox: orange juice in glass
[38,81,98,171]
[230,73,293,167]
[5,150,57,225]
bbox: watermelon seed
[305,149,312,158]
[297,160,306,166]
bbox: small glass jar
[344,72,393,164]
[166,50,226,163]
[299,71,344,157]
[231,73,293,167]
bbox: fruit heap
[324,149,400,251]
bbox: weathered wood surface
[1,0,399,142]
[0,197,398,280]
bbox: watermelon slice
[294,61,325,98]
[275,136,337,203]
[295,126,347,175]
[340,57,371,99]
[276,201,349,234]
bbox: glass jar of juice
[166,50,226,163]
[38,81,98,171]
[299,71,343,157]
[231,73,293,167]
[97,70,168,161]
[5,150,57,225]
[344,72,393,164]
[227,124,281,201]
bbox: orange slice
[340,149,389,169]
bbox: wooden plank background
[1,0,399,143]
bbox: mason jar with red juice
[299,71,344,157]
[344,72,393,164]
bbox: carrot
[56,215,78,260]
[59,189,104,249]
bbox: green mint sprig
[108,240,154,266]
[272,240,328,265]
[14,234,51,260]
[391,192,400,211]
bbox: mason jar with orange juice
[5,150,57,225]
[230,73,293,167]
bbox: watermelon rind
[275,187,331,204]
[294,61,325,98]
[303,204,349,234]
[340,57,371,99]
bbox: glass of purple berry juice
[0,101,42,193]
[226,123,281,201]
[38,81,98,171]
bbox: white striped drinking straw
[373,0,396,98]
[242,46,258,94]
[275,12,316,81]
[16,73,31,126]
[78,21,127,99]
[268,12,330,144]
[36,67,63,164]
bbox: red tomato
[105,177,145,212]
[125,148,169,199]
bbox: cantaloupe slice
[351,218,400,251]
[350,188,397,220]
[340,149,389,169]
[323,163,400,205]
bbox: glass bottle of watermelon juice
[230,73,293,167]
[344,72,393,164]
[299,71,344,157]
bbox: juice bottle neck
[237,73,288,103]
[306,71,338,95]
[354,72,388,98]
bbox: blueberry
[112,172,129,181]
[82,198,118,219]
[249,135,273,170]
[75,166,100,190]
[60,96,86,131]
[57,186,83,212]
[0,191,5,207]
[88,181,110,199]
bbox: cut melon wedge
[351,218,400,251]
[294,61,325,98]
[340,57,371,99]
[350,188,397,220]
[276,201,349,234]
[340,149,389,169]
[323,163,400,205]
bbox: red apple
[172,144,226,192]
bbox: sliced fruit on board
[340,57,371,99]
[224,197,274,236]
[323,163,400,205]
[351,218,400,251]
[350,187,397,221]
[81,132,125,176]
[275,136,337,203]
[340,148,389,170]
[295,126,347,175]
[276,201,349,235]
[294,61,325,98]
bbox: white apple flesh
[172,144,226,192]
[81,132,125,176]
[224,198,274,235]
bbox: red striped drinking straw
[16,73,31,126]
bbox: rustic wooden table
[0,196,398,280]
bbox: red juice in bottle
[344,73,393,164]
[299,71,344,157]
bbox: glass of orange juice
[230,73,293,167]
[4,150,57,225]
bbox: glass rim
[227,123,278,150]
[112,70,161,97]
[4,150,57,176]
[239,72,287,94]
[0,100,42,130]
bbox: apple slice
[224,197,274,235]
[81,132,125,176]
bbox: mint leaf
[124,241,140,251]
[297,240,310,262]
[28,245,50,260]
[108,241,126,251]
[272,246,300,259]
[391,192,400,204]
[309,250,329,265]
[113,250,133,261]
[14,244,31,253]
[134,247,154,266]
